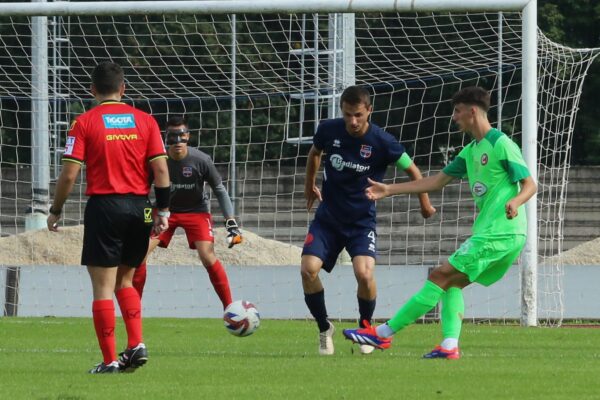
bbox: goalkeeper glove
[225,218,243,248]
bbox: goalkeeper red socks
[116,287,143,349]
[207,260,233,309]
[132,262,147,299]
[92,299,116,364]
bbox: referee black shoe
[118,343,148,372]
[89,361,120,374]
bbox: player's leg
[343,260,469,349]
[345,229,379,353]
[82,195,125,373]
[422,286,464,359]
[301,218,343,355]
[87,265,120,373]
[116,266,143,348]
[181,213,233,309]
[301,254,327,327]
[386,261,469,333]
[302,254,338,355]
[352,256,377,323]
[347,228,378,326]
[351,255,378,354]
[132,237,161,299]
[440,287,464,349]
[114,196,154,372]
[424,235,526,358]
[195,240,233,309]
[114,265,147,372]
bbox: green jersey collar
[482,128,503,147]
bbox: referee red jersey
[63,101,167,195]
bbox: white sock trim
[440,338,459,350]
[376,323,394,338]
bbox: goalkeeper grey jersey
[166,147,222,213]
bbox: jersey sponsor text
[102,113,136,129]
[106,133,138,141]
[329,154,371,173]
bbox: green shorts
[448,234,526,287]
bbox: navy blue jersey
[313,118,405,228]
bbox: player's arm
[304,145,323,210]
[47,161,81,231]
[505,176,537,219]
[397,154,437,218]
[150,156,170,234]
[366,172,453,201]
[211,182,243,248]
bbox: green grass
[1,318,600,399]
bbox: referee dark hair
[47,61,170,374]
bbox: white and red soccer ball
[223,300,260,337]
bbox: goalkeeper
[133,115,242,309]
[343,86,537,359]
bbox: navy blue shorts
[301,217,377,273]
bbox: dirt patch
[547,236,600,265]
[0,225,302,266]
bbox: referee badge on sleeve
[64,136,76,156]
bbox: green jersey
[442,128,530,235]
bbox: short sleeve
[496,138,530,183]
[146,116,167,162]
[387,139,406,165]
[442,147,468,178]
[62,118,85,164]
[312,123,326,150]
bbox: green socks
[387,280,445,332]
[441,287,464,341]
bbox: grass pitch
[1,317,599,399]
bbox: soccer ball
[223,300,260,337]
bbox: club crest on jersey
[360,145,372,158]
[481,153,489,165]
[182,166,193,177]
[472,181,488,197]
[304,233,314,246]
[333,139,341,148]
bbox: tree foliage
[0,5,598,166]
[538,0,600,164]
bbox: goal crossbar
[0,0,531,16]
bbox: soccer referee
[47,61,170,374]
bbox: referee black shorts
[82,194,153,267]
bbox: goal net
[0,7,597,324]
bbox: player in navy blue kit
[302,85,436,355]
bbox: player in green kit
[342,86,537,359]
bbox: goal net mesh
[0,12,597,323]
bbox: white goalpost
[0,0,598,325]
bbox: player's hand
[153,215,169,235]
[304,185,322,210]
[47,213,60,232]
[505,200,519,219]
[420,204,437,219]
[365,178,389,201]
[225,218,243,248]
